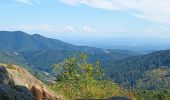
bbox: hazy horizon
[1,0,170,51]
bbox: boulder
[0,64,63,100]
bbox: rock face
[0,64,63,100]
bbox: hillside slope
[19,49,139,71]
[0,50,26,66]
[0,31,141,54]
[137,67,170,90]
[0,31,140,72]
[107,50,170,88]
[0,31,105,53]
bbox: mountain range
[1,31,170,90]
[0,31,139,71]
[0,31,104,53]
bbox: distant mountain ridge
[0,31,74,52]
[0,31,104,53]
[0,31,139,72]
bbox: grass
[49,81,132,100]
[6,64,16,70]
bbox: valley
[0,31,170,99]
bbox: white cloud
[14,0,40,5]
[83,26,96,33]
[66,25,75,32]
[60,0,170,23]
[0,24,58,33]
[58,0,79,5]
[0,24,97,33]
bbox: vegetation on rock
[0,64,63,100]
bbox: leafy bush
[137,90,170,100]
[6,64,16,70]
[49,53,130,99]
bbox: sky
[1,0,170,48]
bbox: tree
[49,53,129,99]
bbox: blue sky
[0,0,170,41]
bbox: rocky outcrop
[0,64,63,100]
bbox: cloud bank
[59,0,170,23]
[11,0,170,23]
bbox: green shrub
[137,90,170,100]
[6,64,16,70]
[49,53,130,99]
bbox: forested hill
[107,50,170,88]
[0,31,104,53]
[0,49,139,72]
[0,31,139,72]
[0,31,75,52]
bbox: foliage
[0,31,139,72]
[0,50,26,67]
[137,90,170,100]
[136,67,170,90]
[20,49,138,72]
[49,53,130,99]
[107,50,170,88]
[6,64,16,70]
